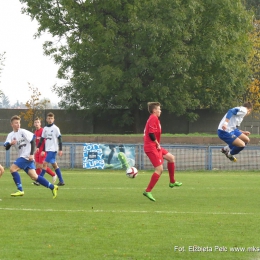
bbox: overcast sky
[0,0,63,105]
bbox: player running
[33,117,57,186]
[4,115,58,198]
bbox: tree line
[9,0,260,132]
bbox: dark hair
[47,112,54,118]
[243,101,253,110]
[147,102,161,114]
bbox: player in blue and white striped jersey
[217,102,253,162]
[4,115,59,198]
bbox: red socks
[46,167,55,177]
[146,162,175,192]
[167,162,175,183]
[146,173,160,192]
[36,167,55,176]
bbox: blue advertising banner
[83,143,136,169]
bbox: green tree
[20,83,50,129]
[242,20,260,112]
[243,0,260,19]
[20,0,253,132]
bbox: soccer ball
[126,167,138,178]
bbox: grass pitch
[0,169,259,260]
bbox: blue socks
[12,170,54,191]
[230,146,245,155]
[36,175,54,190]
[55,168,64,183]
[12,172,23,191]
[40,169,46,177]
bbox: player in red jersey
[33,117,57,185]
[143,102,182,202]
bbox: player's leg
[10,162,24,196]
[40,151,56,177]
[39,160,48,177]
[32,158,41,186]
[218,130,238,162]
[47,166,57,184]
[229,129,247,157]
[27,168,58,199]
[0,164,4,176]
[34,152,42,175]
[230,138,246,154]
[46,167,56,177]
[238,133,250,144]
[42,152,64,185]
[52,162,65,186]
[40,151,57,183]
[162,148,182,188]
[143,150,163,202]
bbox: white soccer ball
[126,167,138,178]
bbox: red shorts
[145,147,168,167]
[34,151,46,164]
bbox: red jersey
[143,114,161,152]
[35,128,45,153]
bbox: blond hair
[10,115,21,123]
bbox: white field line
[0,207,257,215]
[0,187,257,191]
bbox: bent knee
[155,165,163,175]
[31,176,38,181]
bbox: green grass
[0,169,260,260]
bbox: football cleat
[52,185,58,199]
[11,190,24,197]
[143,191,156,202]
[221,148,237,161]
[32,181,40,186]
[57,182,65,186]
[221,148,228,155]
[169,181,182,188]
[227,154,237,162]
